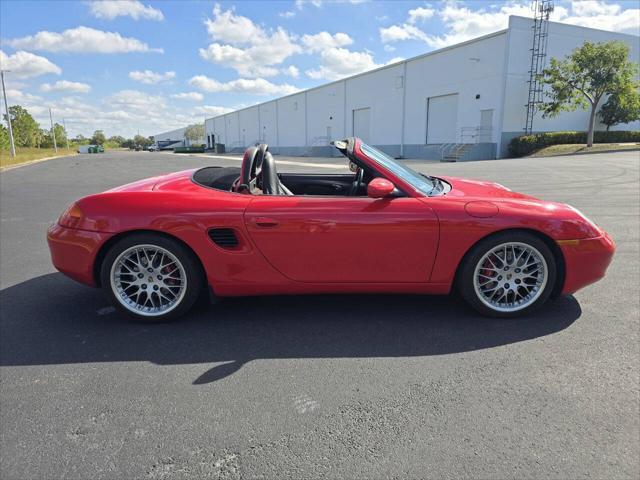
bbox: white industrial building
[153,126,204,150]
[203,16,638,160]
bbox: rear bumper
[559,232,615,295]
[47,223,113,286]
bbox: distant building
[152,126,204,150]
[203,16,639,159]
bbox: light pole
[49,107,57,153]
[0,70,16,158]
[62,118,70,151]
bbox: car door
[244,195,439,283]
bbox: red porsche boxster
[47,138,614,321]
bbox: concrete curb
[0,152,78,172]
[527,147,640,159]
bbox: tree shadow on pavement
[0,273,581,384]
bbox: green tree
[53,123,67,148]
[91,129,106,145]
[40,129,53,148]
[184,123,204,144]
[75,134,90,145]
[539,41,639,147]
[598,84,640,130]
[3,105,40,147]
[121,138,135,149]
[108,135,125,146]
[0,124,9,150]
[133,134,152,147]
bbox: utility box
[214,143,226,154]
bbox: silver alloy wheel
[473,242,548,313]
[110,244,187,317]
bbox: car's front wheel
[458,232,557,317]
[100,233,203,322]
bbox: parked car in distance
[48,137,615,322]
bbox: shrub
[508,130,640,157]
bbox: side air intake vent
[208,228,239,248]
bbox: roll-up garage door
[426,94,458,144]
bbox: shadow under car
[0,273,581,384]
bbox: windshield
[359,142,439,196]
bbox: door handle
[254,217,279,227]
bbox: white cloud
[379,3,529,48]
[387,56,405,65]
[380,23,430,43]
[282,65,300,78]
[301,32,353,52]
[295,0,324,9]
[4,85,219,138]
[570,0,620,16]
[106,89,166,110]
[40,80,91,93]
[129,70,175,84]
[380,1,640,49]
[88,0,164,21]
[0,50,61,78]
[294,0,367,9]
[561,1,639,33]
[279,10,296,19]
[408,6,435,23]
[4,88,44,104]
[8,26,162,53]
[429,2,534,48]
[306,47,380,81]
[189,75,299,95]
[193,105,234,116]
[170,92,204,101]
[205,4,266,45]
[200,5,301,77]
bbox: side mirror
[367,178,395,199]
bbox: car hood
[439,176,537,200]
[105,169,197,193]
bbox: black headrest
[239,146,259,192]
[261,151,279,195]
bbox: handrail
[459,126,492,143]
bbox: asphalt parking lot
[1,150,639,479]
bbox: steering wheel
[349,167,364,196]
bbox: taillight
[58,202,83,228]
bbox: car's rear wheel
[458,232,556,317]
[100,233,203,322]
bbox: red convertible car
[47,138,614,322]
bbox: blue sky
[1,0,638,138]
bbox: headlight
[58,202,83,228]
[569,205,600,231]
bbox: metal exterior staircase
[441,143,473,162]
[439,126,493,162]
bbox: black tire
[457,231,557,318]
[100,233,203,322]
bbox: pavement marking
[293,394,319,413]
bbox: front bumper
[559,232,615,295]
[47,223,113,286]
